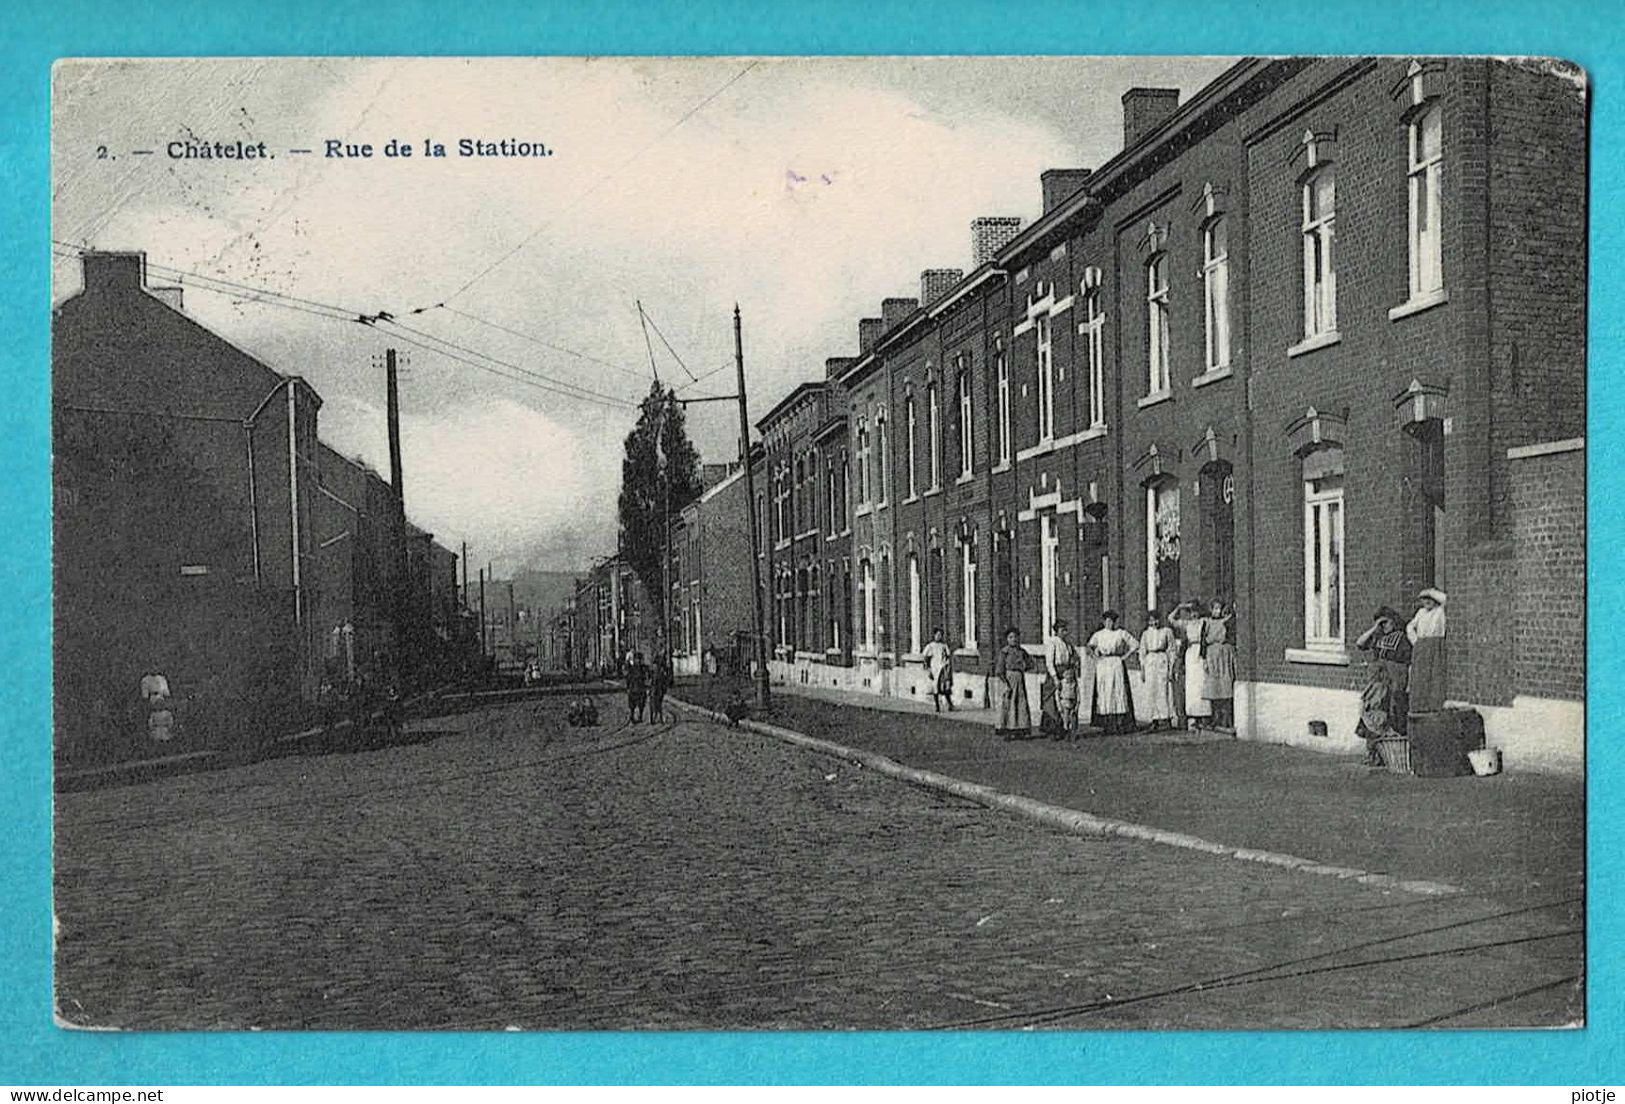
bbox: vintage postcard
[50,55,1585,1031]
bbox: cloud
[51,56,1230,575]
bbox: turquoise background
[3,0,1615,1085]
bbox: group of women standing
[991,599,1238,740]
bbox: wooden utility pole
[735,306,770,708]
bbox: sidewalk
[677,677,1584,904]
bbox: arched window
[1035,314,1055,440]
[1302,447,1345,647]
[995,339,1011,464]
[927,382,942,489]
[1145,477,1181,613]
[905,393,918,497]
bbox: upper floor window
[875,413,890,506]
[927,382,942,489]
[1083,290,1107,428]
[1408,104,1443,297]
[995,342,1011,464]
[905,394,918,498]
[1035,314,1055,441]
[1302,168,1337,338]
[1202,217,1231,371]
[855,421,871,505]
[957,363,974,478]
[1146,254,1171,395]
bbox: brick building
[672,460,757,675]
[721,56,1584,773]
[54,250,469,766]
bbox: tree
[617,381,703,636]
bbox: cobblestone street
[54,695,1582,1031]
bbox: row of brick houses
[53,251,474,767]
[662,57,1585,773]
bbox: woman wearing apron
[1138,609,1177,731]
[994,627,1033,741]
[1201,598,1238,732]
[1407,588,1448,713]
[1171,601,1210,730]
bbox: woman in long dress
[1354,605,1412,766]
[1086,610,1139,735]
[994,627,1033,740]
[1171,601,1210,729]
[1407,588,1448,713]
[1046,619,1082,740]
[1202,599,1238,732]
[1138,609,1177,731]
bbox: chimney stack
[1122,87,1180,150]
[825,356,858,378]
[920,268,964,306]
[858,318,884,353]
[1040,168,1094,213]
[971,216,1023,266]
[386,348,404,504]
[80,251,145,294]
[880,297,919,332]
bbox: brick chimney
[920,268,964,306]
[881,297,918,332]
[1040,168,1094,213]
[80,251,146,294]
[1122,87,1180,149]
[971,216,1023,266]
[825,356,858,379]
[858,318,885,353]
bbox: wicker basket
[1373,736,1413,775]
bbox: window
[860,558,876,651]
[995,343,1011,464]
[876,414,889,505]
[1408,104,1443,297]
[1039,513,1059,639]
[1146,254,1171,395]
[957,364,974,478]
[1303,464,1345,647]
[838,453,849,528]
[905,394,918,497]
[908,552,922,655]
[1145,480,1181,614]
[1203,217,1231,371]
[961,537,978,649]
[1302,168,1337,338]
[927,382,942,489]
[826,456,838,530]
[855,421,871,505]
[1035,314,1055,441]
[1083,291,1106,428]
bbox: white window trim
[1301,168,1337,340]
[905,396,918,500]
[1302,475,1346,649]
[928,383,942,491]
[996,349,1012,465]
[1036,314,1055,443]
[958,367,974,479]
[1146,254,1171,397]
[961,539,978,650]
[1080,294,1107,430]
[1202,217,1232,373]
[1407,102,1444,301]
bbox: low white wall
[1451,695,1584,778]
[1236,680,1366,755]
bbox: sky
[51,55,1234,576]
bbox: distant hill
[509,569,583,619]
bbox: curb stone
[669,695,1463,898]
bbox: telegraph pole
[736,306,770,708]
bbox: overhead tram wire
[636,300,661,384]
[639,304,699,382]
[423,305,646,379]
[52,240,638,412]
[419,59,762,310]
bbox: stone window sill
[991,461,1012,474]
[1192,365,1234,389]
[1388,289,1449,321]
[1287,331,1341,358]
[955,472,975,486]
[1137,390,1173,410]
[1285,646,1351,666]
